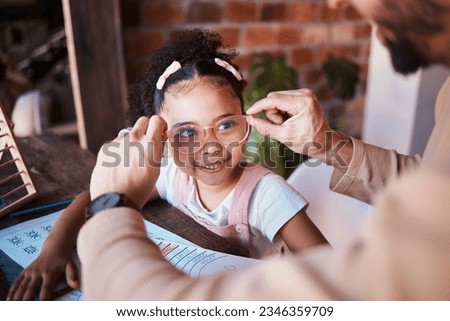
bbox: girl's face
[161,79,247,187]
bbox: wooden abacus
[0,104,38,218]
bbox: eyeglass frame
[165,114,252,154]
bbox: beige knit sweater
[77,77,450,300]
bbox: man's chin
[389,51,427,75]
[391,61,422,75]
[385,38,429,75]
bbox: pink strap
[172,163,272,248]
[229,163,272,225]
[172,168,191,207]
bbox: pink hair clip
[215,58,242,81]
[156,61,182,90]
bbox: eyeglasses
[166,114,250,154]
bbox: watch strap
[86,192,140,220]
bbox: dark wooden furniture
[0,134,247,257]
[62,0,129,153]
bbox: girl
[128,29,326,258]
[8,29,326,301]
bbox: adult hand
[246,89,353,167]
[90,116,167,208]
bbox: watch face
[88,193,122,218]
[98,193,122,209]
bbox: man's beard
[385,37,430,75]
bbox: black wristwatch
[86,192,139,220]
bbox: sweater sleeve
[77,163,450,300]
[329,137,421,204]
[76,208,336,300]
[78,165,450,300]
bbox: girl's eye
[217,120,236,131]
[177,127,198,138]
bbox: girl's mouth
[197,159,229,171]
[200,160,224,170]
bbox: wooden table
[0,134,248,255]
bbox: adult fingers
[131,116,150,135]
[246,89,314,116]
[246,117,284,140]
[246,95,298,116]
[265,109,286,125]
[145,115,167,164]
[267,88,313,97]
[145,115,167,140]
[65,261,80,290]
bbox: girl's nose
[202,128,222,153]
[203,141,222,155]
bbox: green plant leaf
[322,55,360,100]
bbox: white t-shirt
[156,158,308,258]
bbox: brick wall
[120,0,372,137]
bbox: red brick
[233,53,253,75]
[344,5,363,20]
[261,3,286,21]
[317,45,360,64]
[291,47,314,66]
[123,29,167,56]
[331,23,356,43]
[289,2,316,22]
[187,1,222,23]
[277,27,302,45]
[304,68,324,86]
[225,1,257,22]
[141,1,184,25]
[212,27,240,47]
[302,24,329,45]
[243,27,274,48]
[355,23,372,39]
[320,3,342,21]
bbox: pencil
[8,198,75,218]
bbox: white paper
[0,209,259,300]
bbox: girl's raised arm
[278,209,328,252]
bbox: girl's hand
[7,251,79,301]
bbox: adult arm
[77,163,450,300]
[329,137,421,203]
[246,89,421,204]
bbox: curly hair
[127,29,246,124]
